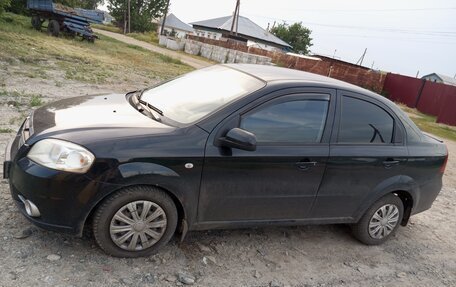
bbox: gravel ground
[0,67,455,287]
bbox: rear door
[198,89,336,223]
[311,91,408,220]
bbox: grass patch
[0,127,14,133]
[0,13,193,84]
[29,94,44,107]
[157,54,184,65]
[400,105,456,142]
[0,89,44,108]
[92,24,159,45]
[93,22,214,65]
[128,31,159,44]
[92,23,123,33]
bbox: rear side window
[241,100,329,143]
[338,96,394,144]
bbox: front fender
[80,159,203,234]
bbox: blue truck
[27,0,104,42]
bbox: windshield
[140,66,265,124]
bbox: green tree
[107,0,167,32]
[7,0,28,15]
[0,0,11,14]
[270,22,313,55]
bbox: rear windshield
[141,66,265,124]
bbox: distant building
[190,15,291,52]
[422,73,456,86]
[157,13,194,39]
[102,10,115,24]
[74,8,114,24]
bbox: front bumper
[4,117,100,235]
[8,156,123,235]
[5,126,122,236]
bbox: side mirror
[219,128,257,151]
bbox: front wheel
[47,20,60,37]
[93,186,178,257]
[352,194,404,245]
[31,16,42,30]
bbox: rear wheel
[31,16,42,30]
[352,194,403,245]
[93,186,178,257]
[47,20,60,37]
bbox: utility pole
[356,48,367,66]
[416,70,420,78]
[127,0,131,33]
[160,0,170,36]
[230,0,240,35]
[123,9,127,34]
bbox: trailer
[27,0,104,42]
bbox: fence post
[414,79,426,108]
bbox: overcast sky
[102,0,456,78]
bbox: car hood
[29,94,176,144]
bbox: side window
[338,96,394,144]
[240,100,329,143]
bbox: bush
[0,0,11,14]
[7,0,28,15]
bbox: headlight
[27,139,95,173]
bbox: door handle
[382,159,400,168]
[295,161,317,170]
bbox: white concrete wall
[182,39,272,65]
[166,39,185,51]
[159,38,272,64]
[158,35,168,46]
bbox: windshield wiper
[137,89,164,116]
[139,99,163,116]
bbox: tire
[351,194,404,245]
[93,186,178,257]
[31,16,42,31]
[47,20,60,37]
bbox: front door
[197,91,335,223]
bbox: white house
[422,73,456,86]
[157,13,194,39]
[190,15,291,52]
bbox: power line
[316,32,456,45]
[244,13,456,37]
[290,7,456,12]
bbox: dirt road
[0,60,455,287]
[93,29,212,69]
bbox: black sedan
[4,64,448,257]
